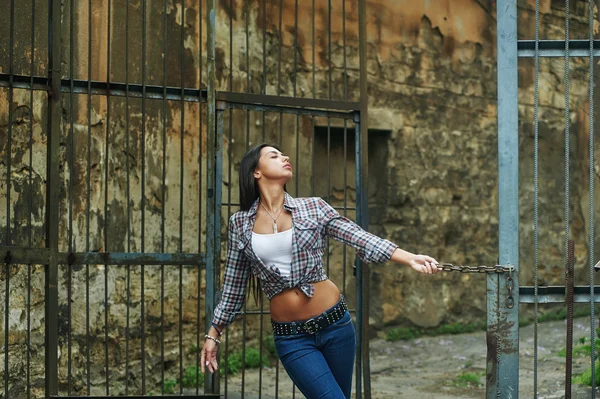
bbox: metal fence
[492,0,600,397]
[0,0,371,398]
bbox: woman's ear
[253,169,261,180]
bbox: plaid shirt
[211,193,398,327]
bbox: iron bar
[26,5,33,378]
[0,73,209,102]
[589,0,597,393]
[205,1,218,392]
[357,0,369,395]
[46,0,62,395]
[67,0,75,392]
[518,39,600,57]
[533,0,540,396]
[104,1,112,393]
[312,0,315,98]
[278,0,282,95]
[565,240,575,399]
[6,0,14,250]
[520,286,600,303]
[141,0,148,391]
[328,0,332,100]
[85,0,93,391]
[196,0,204,394]
[179,2,186,392]
[221,101,356,119]
[161,0,168,394]
[124,1,131,392]
[4,0,15,391]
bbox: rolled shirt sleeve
[211,214,250,327]
[318,198,398,263]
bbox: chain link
[436,263,514,274]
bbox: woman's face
[254,146,293,184]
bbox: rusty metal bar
[205,0,218,393]
[104,0,112,393]
[45,0,61,396]
[589,0,597,394]
[196,1,205,394]
[357,0,369,396]
[216,91,360,111]
[519,39,600,57]
[565,240,575,399]
[221,100,356,119]
[85,0,93,392]
[520,285,600,303]
[141,1,148,392]
[67,0,75,393]
[179,2,186,392]
[161,0,168,394]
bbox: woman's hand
[201,334,220,374]
[408,254,440,274]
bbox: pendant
[273,221,278,234]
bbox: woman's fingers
[201,350,206,374]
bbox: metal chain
[436,263,515,274]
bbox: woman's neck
[259,185,285,212]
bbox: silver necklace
[260,201,283,233]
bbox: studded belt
[271,296,349,336]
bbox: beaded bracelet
[211,322,223,336]
[204,334,221,345]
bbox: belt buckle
[304,315,322,334]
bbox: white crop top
[251,228,293,279]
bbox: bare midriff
[269,279,341,322]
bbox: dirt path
[221,317,600,398]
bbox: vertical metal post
[489,0,519,397]
[565,240,575,399]
[205,0,219,393]
[357,0,370,397]
[45,0,61,396]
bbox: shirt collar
[248,191,297,217]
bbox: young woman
[201,143,439,399]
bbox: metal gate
[492,0,599,397]
[0,1,372,398]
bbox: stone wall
[1,0,600,396]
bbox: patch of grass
[244,347,262,368]
[226,351,243,374]
[386,327,422,341]
[163,379,177,394]
[225,347,264,375]
[557,339,600,358]
[448,371,485,388]
[182,365,204,388]
[574,359,600,386]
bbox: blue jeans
[273,308,356,399]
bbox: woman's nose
[282,155,290,162]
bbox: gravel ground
[217,317,600,398]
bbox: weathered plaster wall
[1,0,600,396]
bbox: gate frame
[0,0,372,398]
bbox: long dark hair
[239,143,284,211]
[238,143,284,303]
